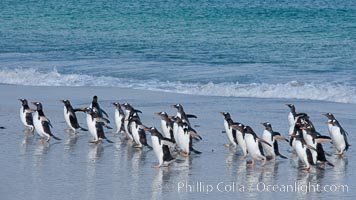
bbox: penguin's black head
[219,112,231,119]
[171,104,183,110]
[92,96,98,103]
[155,111,167,117]
[144,127,158,135]
[60,99,71,106]
[323,113,335,120]
[261,122,272,131]
[19,99,28,106]
[31,102,42,110]
[286,104,295,109]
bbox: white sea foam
[1,68,355,104]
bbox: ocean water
[1,0,356,103]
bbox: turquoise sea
[0,0,356,103]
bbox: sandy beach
[0,84,354,199]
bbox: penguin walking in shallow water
[220,112,238,149]
[90,96,109,118]
[60,99,87,134]
[231,122,248,158]
[232,125,271,167]
[323,114,350,156]
[121,103,142,140]
[261,122,288,160]
[32,102,61,142]
[112,102,125,134]
[128,114,152,149]
[176,120,202,157]
[144,127,175,168]
[155,112,175,143]
[82,107,113,144]
[19,99,35,134]
[289,130,317,171]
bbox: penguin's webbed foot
[224,143,232,147]
[64,129,72,133]
[152,165,161,168]
[181,152,189,157]
[37,138,44,143]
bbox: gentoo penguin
[90,95,108,118]
[144,127,175,168]
[176,121,202,157]
[155,112,175,143]
[289,131,316,171]
[127,114,152,149]
[60,99,87,134]
[286,104,297,127]
[19,99,35,133]
[112,102,125,134]
[233,125,271,167]
[323,113,336,133]
[219,112,238,149]
[171,104,197,125]
[31,102,61,142]
[261,122,288,160]
[324,115,350,156]
[300,125,334,168]
[121,103,142,139]
[231,122,248,158]
[82,107,113,144]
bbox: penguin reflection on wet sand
[323,113,350,157]
[32,102,61,142]
[60,99,88,134]
[219,112,238,150]
[232,124,271,167]
[82,107,113,144]
[19,98,35,134]
[144,127,175,168]
[261,122,289,160]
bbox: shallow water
[0,85,354,199]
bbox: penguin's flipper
[96,117,110,124]
[73,108,86,112]
[257,138,272,147]
[273,141,287,159]
[186,114,197,119]
[105,139,114,143]
[80,127,88,131]
[162,138,175,147]
[274,134,289,142]
[326,160,335,167]
[315,136,332,143]
[104,125,113,129]
[190,147,202,154]
[101,109,109,118]
[51,135,62,141]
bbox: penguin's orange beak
[59,100,65,103]
[326,121,332,124]
[31,102,39,105]
[219,112,225,115]
[143,127,151,131]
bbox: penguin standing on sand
[32,102,61,142]
[176,121,202,157]
[232,124,271,167]
[19,99,35,133]
[231,122,248,158]
[155,112,175,143]
[128,114,152,149]
[144,127,175,168]
[121,103,142,140]
[261,122,288,160]
[112,102,125,134]
[219,112,238,149]
[83,107,113,144]
[323,113,350,156]
[60,99,87,134]
[289,130,316,171]
[171,104,197,125]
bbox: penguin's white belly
[114,110,122,132]
[245,135,263,159]
[236,130,247,155]
[33,112,45,137]
[86,115,97,140]
[223,121,236,146]
[288,113,294,127]
[131,122,141,145]
[151,136,163,165]
[173,124,179,143]
[20,107,28,127]
[262,131,274,157]
[181,133,190,154]
[63,107,73,129]
[330,126,346,152]
[295,141,309,167]
[161,120,171,139]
